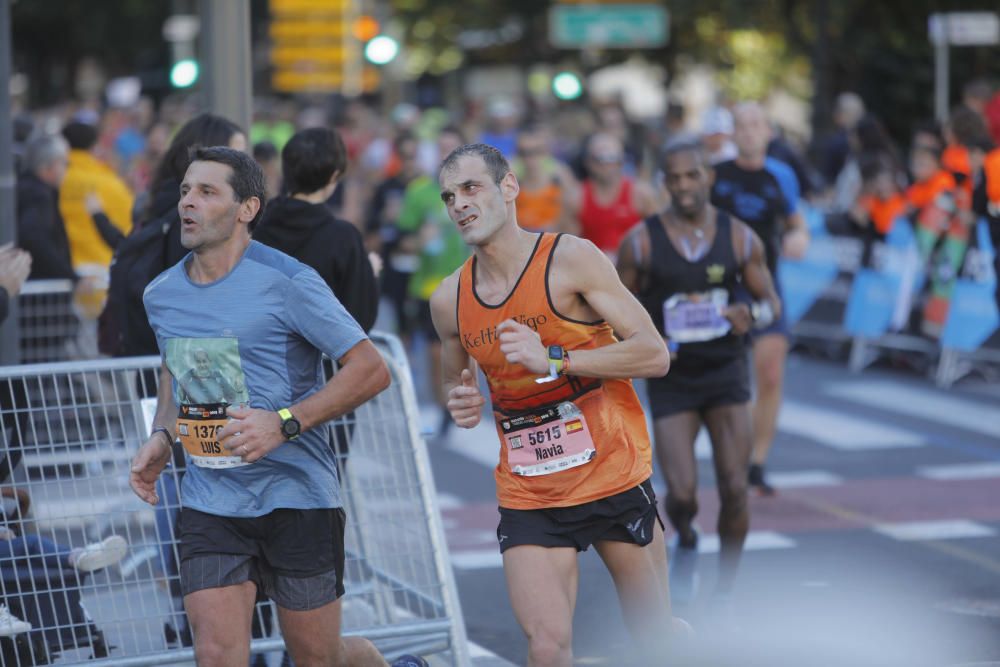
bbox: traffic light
[552,72,583,100]
[170,58,200,88]
[364,35,399,65]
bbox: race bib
[176,404,248,469]
[663,289,731,343]
[500,402,596,477]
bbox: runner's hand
[447,369,484,428]
[218,406,285,463]
[130,437,172,505]
[782,228,808,259]
[497,319,548,375]
[722,303,752,335]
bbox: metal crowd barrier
[17,281,85,365]
[0,331,470,666]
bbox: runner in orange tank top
[430,143,689,664]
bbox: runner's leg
[184,581,257,667]
[749,334,788,475]
[503,545,578,667]
[653,412,703,545]
[703,402,752,594]
[595,520,672,654]
[277,598,387,667]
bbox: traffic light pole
[199,0,252,135]
[0,0,20,364]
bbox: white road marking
[873,519,997,541]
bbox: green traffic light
[364,35,399,65]
[552,72,582,100]
[170,59,199,88]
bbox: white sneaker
[0,604,31,636]
[74,535,128,573]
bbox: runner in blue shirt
[710,102,810,496]
[129,146,394,666]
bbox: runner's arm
[288,339,389,431]
[735,221,781,319]
[430,272,484,428]
[615,222,650,294]
[130,364,177,505]
[553,236,668,379]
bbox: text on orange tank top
[456,232,652,510]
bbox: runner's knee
[665,493,698,520]
[755,357,784,392]
[717,479,748,518]
[193,634,242,667]
[527,628,572,667]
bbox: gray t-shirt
[144,241,367,517]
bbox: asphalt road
[416,349,1000,666]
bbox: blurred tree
[12,0,171,105]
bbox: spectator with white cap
[701,106,738,166]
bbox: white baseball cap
[700,106,734,136]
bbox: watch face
[547,345,564,361]
[281,418,301,438]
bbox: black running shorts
[178,507,346,611]
[496,478,663,553]
[646,354,750,420]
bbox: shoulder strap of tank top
[643,214,671,258]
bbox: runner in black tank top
[617,139,781,614]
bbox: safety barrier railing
[783,215,998,387]
[0,331,469,665]
[17,280,85,365]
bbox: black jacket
[254,197,378,332]
[15,174,76,281]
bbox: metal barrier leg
[848,336,871,373]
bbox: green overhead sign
[549,4,668,49]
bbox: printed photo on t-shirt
[166,337,249,406]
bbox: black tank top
[639,210,745,367]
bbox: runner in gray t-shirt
[129,146,393,667]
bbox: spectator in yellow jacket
[58,121,134,274]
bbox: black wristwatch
[278,408,301,440]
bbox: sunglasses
[518,147,545,157]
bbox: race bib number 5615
[500,401,596,477]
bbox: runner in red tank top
[430,143,689,663]
[568,132,658,259]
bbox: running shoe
[0,604,31,636]
[74,535,128,573]
[668,531,700,606]
[748,463,776,497]
[391,655,430,667]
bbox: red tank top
[456,233,652,509]
[579,178,641,252]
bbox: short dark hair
[252,140,279,163]
[189,146,267,231]
[153,113,244,194]
[281,127,346,196]
[439,143,510,186]
[660,137,706,170]
[61,121,98,150]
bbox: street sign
[549,4,668,49]
[928,12,1000,46]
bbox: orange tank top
[456,232,652,510]
[517,181,562,232]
